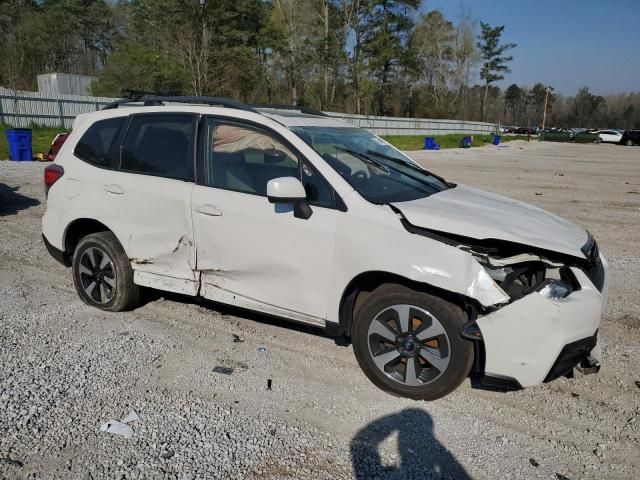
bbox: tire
[352,284,474,401]
[627,139,634,146]
[72,231,140,312]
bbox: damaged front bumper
[473,256,609,388]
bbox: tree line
[1,0,638,129]
[504,84,640,130]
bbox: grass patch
[383,134,530,151]
[1,125,68,160]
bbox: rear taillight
[44,164,64,196]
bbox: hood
[392,185,588,259]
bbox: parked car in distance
[620,129,640,146]
[593,130,623,144]
[42,96,608,400]
[514,127,537,135]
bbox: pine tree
[478,22,516,121]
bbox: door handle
[103,184,124,195]
[196,204,222,216]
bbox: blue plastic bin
[5,128,33,161]
[424,137,436,150]
[492,134,501,145]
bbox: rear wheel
[352,284,474,400]
[627,139,634,146]
[72,232,140,311]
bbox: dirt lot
[1,140,639,479]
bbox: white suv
[42,97,608,400]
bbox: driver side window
[204,120,299,196]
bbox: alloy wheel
[367,304,451,386]
[78,246,116,304]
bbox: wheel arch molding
[63,217,115,260]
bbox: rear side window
[74,117,125,167]
[121,115,196,181]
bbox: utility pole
[197,0,206,96]
[542,86,551,130]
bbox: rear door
[191,117,340,323]
[115,113,198,289]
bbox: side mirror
[266,176,313,219]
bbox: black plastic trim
[471,374,523,391]
[267,195,304,204]
[293,199,313,219]
[460,320,483,340]
[544,332,598,383]
[42,234,70,267]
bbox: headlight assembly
[536,279,573,300]
[471,252,578,302]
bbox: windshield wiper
[365,150,448,184]
[332,145,391,173]
[332,145,441,193]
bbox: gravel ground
[1,140,639,479]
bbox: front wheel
[72,232,140,312]
[352,284,474,400]
[627,139,635,146]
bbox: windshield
[290,126,451,203]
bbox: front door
[191,118,340,324]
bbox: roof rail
[102,96,258,113]
[251,104,329,117]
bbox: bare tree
[452,6,478,120]
[412,11,456,114]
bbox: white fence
[0,87,497,135]
[0,88,116,129]
[325,112,497,136]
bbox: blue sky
[427,0,640,95]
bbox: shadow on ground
[350,408,470,479]
[0,183,40,216]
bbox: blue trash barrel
[424,137,436,150]
[5,128,33,161]
[493,134,501,145]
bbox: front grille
[581,237,605,291]
[544,333,598,382]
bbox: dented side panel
[134,270,198,296]
[191,185,338,320]
[324,197,510,325]
[96,171,196,280]
[49,152,197,282]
